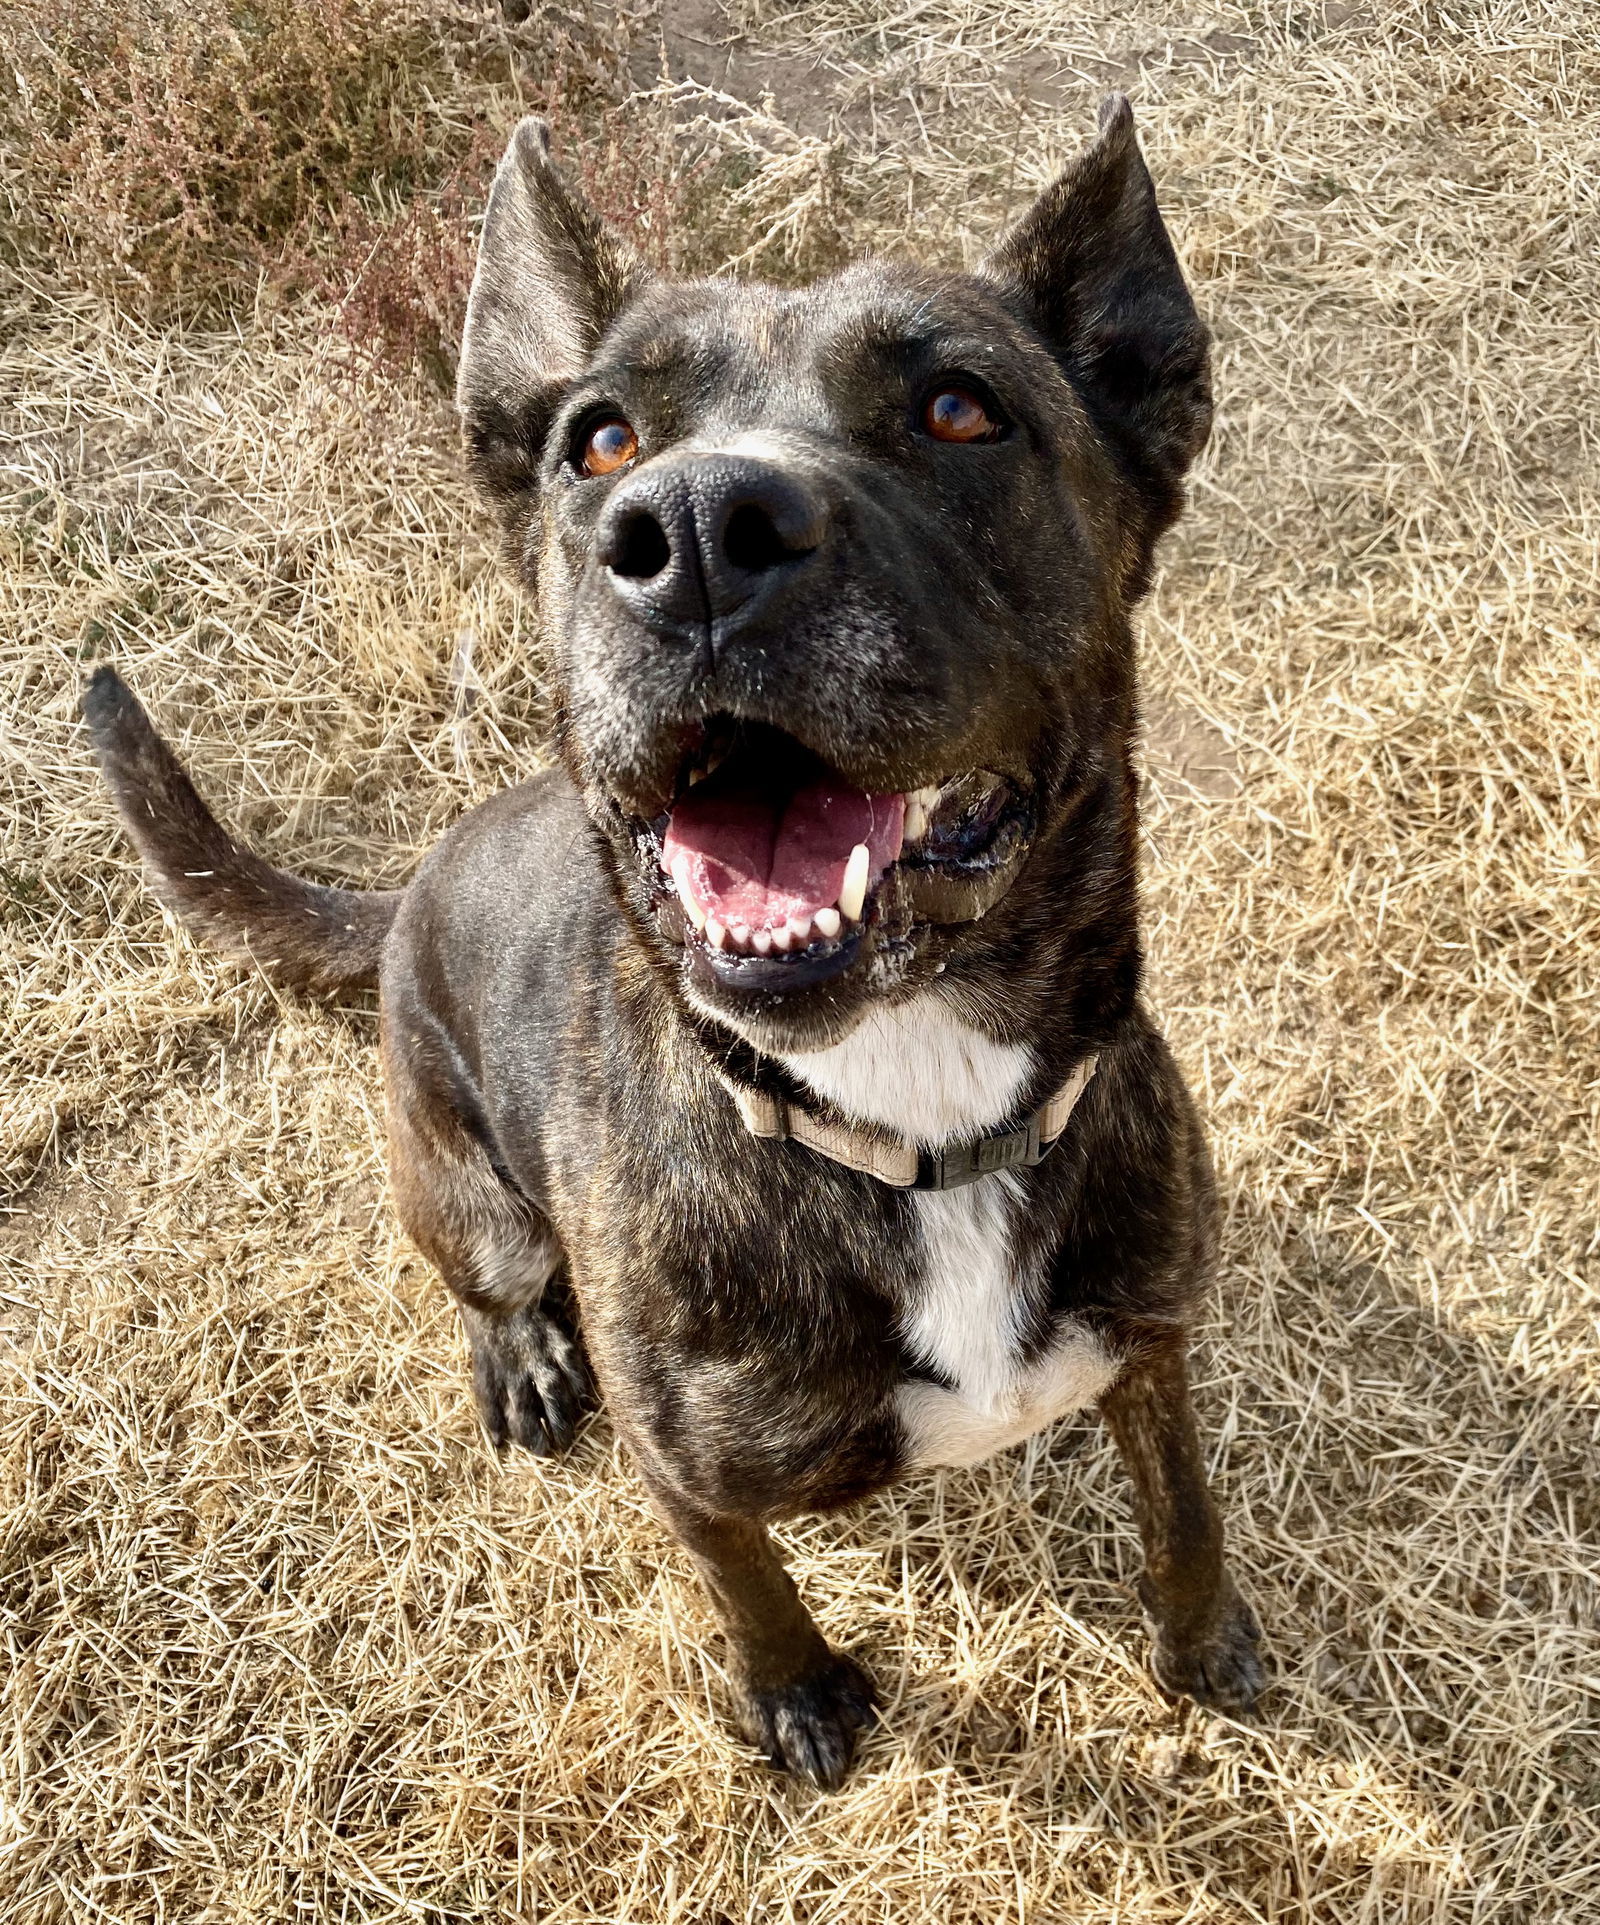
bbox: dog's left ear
[457,117,647,531]
[983,96,1211,518]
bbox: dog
[84,96,1265,1787]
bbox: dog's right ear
[456,118,646,529]
[981,96,1210,554]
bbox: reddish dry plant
[322,84,686,389]
[0,0,467,315]
[0,0,690,382]
[316,137,500,391]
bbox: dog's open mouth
[634,722,1028,992]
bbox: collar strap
[721,1054,1098,1191]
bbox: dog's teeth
[814,906,842,940]
[751,928,773,955]
[729,921,751,950]
[786,914,812,947]
[706,918,729,951]
[688,766,705,786]
[838,843,870,922]
[772,923,793,952]
[903,785,939,844]
[682,893,706,931]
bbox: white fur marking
[716,430,810,464]
[782,992,1034,1147]
[471,1226,561,1312]
[897,1327,1118,1468]
[896,1179,1118,1468]
[906,1179,1027,1411]
[783,995,1119,1468]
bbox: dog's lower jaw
[678,944,922,1057]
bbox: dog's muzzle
[597,453,830,652]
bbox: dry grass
[3,0,1599,1918]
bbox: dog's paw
[1143,1578,1266,1713]
[465,1302,594,1455]
[737,1652,878,1790]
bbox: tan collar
[721,1053,1098,1191]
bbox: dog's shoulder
[393,768,601,957]
[383,766,618,1074]
[416,765,594,894]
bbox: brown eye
[579,416,638,477]
[922,386,1002,443]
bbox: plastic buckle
[913,1113,1046,1190]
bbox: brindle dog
[85,97,1265,1786]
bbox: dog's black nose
[597,455,829,642]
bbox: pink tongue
[665,779,905,933]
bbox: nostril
[724,503,811,574]
[610,511,672,580]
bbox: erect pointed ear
[456,118,647,526]
[982,97,1211,516]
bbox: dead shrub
[319,31,684,388]
[0,0,471,316]
[0,0,858,379]
[315,140,496,392]
[0,0,703,382]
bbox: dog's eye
[922,386,1003,444]
[578,417,639,477]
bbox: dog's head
[457,101,1210,1055]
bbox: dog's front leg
[1099,1340,1266,1712]
[644,1480,876,1788]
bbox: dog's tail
[82,666,401,995]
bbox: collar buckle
[913,1112,1047,1190]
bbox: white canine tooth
[688,766,704,785]
[814,906,842,940]
[907,783,941,842]
[706,918,728,951]
[751,928,773,955]
[839,843,870,922]
[670,854,706,929]
[771,923,793,952]
[786,914,812,946]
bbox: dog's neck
[778,994,1033,1149]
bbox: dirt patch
[1142,692,1244,803]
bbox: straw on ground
[1,2,1597,1919]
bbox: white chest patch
[782,991,1034,1147]
[896,1179,1118,1468]
[783,994,1119,1468]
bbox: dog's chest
[783,996,1116,1468]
